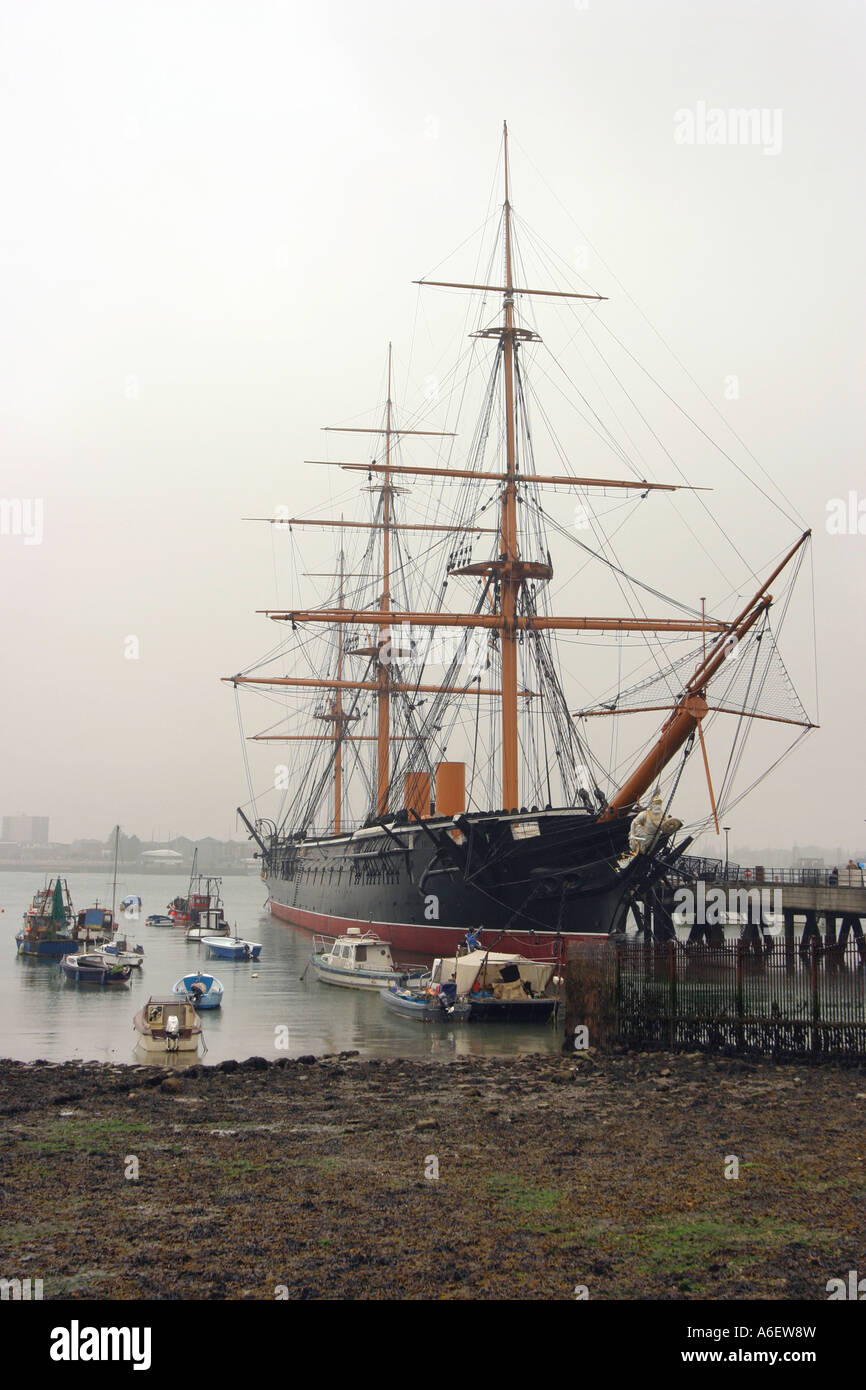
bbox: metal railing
[676,856,866,889]
[610,938,866,1060]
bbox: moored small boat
[202,936,261,961]
[185,923,231,941]
[61,952,132,985]
[16,878,79,957]
[185,907,231,941]
[430,949,558,1023]
[103,938,145,967]
[75,905,117,945]
[173,972,224,1010]
[380,982,471,1021]
[167,850,228,929]
[380,947,557,1023]
[134,997,203,1054]
[310,928,427,991]
[146,914,176,928]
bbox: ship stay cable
[497,208,749,590]
[511,131,808,532]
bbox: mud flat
[0,1051,863,1300]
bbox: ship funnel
[435,762,466,817]
[404,771,431,819]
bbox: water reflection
[1,872,563,1064]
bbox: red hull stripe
[268,897,601,959]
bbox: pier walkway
[639,855,866,950]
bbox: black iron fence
[566,938,866,1062]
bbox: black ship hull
[262,807,667,961]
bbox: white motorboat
[310,928,426,991]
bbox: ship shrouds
[226,125,815,962]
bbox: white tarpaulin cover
[432,950,554,996]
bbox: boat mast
[500,122,520,811]
[377,343,394,816]
[111,824,119,920]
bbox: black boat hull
[263,808,661,961]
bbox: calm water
[0,871,564,1064]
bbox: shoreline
[1,1050,863,1300]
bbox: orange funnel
[435,761,466,817]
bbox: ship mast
[377,344,393,816]
[500,122,520,811]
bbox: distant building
[2,815,49,844]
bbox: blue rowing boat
[173,972,224,1009]
[380,983,470,1022]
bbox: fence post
[669,940,677,1050]
[735,938,744,1051]
[615,943,622,1039]
[810,935,820,1059]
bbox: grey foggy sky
[0,0,863,854]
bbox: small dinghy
[380,982,471,1022]
[173,972,224,1010]
[310,929,427,991]
[146,914,176,928]
[61,952,132,985]
[202,936,261,961]
[134,997,203,1054]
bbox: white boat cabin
[319,929,396,972]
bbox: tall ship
[228,126,816,961]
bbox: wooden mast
[500,121,520,812]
